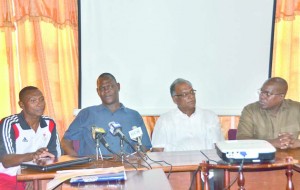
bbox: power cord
[200,150,219,164]
[189,165,201,190]
[222,152,246,190]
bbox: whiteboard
[79,0,275,116]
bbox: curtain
[272,0,300,100]
[0,0,78,139]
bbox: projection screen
[79,0,275,116]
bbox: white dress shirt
[152,107,224,151]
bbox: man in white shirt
[152,78,224,151]
[0,86,61,190]
[151,78,224,190]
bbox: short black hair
[97,73,117,83]
[19,86,39,101]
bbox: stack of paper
[47,166,125,190]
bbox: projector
[215,140,276,164]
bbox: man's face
[172,82,196,112]
[97,76,120,106]
[258,82,285,110]
[19,89,45,117]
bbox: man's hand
[151,147,164,152]
[287,138,300,149]
[0,147,55,168]
[269,133,296,149]
[32,148,55,162]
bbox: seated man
[237,77,300,149]
[152,78,224,151]
[151,78,224,190]
[0,86,62,190]
[61,73,152,156]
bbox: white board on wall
[80,0,275,116]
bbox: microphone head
[108,121,122,135]
[129,126,143,140]
[92,126,106,139]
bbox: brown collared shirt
[237,99,300,140]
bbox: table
[17,149,300,190]
[18,151,206,190]
[61,168,172,190]
[200,148,300,190]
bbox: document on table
[46,166,126,190]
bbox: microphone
[108,121,135,151]
[92,126,110,149]
[129,126,143,148]
[128,126,150,167]
[108,121,126,140]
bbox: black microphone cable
[145,154,173,178]
[104,145,138,170]
[124,140,152,169]
[96,134,139,170]
[109,122,152,169]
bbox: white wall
[80,0,275,115]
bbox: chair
[228,129,237,140]
[72,109,81,153]
[72,140,80,153]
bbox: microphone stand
[95,135,103,161]
[127,137,145,161]
[136,137,142,152]
[136,138,146,159]
[120,138,125,163]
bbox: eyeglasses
[174,89,196,98]
[257,89,284,97]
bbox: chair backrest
[73,140,80,153]
[72,109,81,153]
[228,129,237,140]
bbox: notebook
[21,155,92,171]
[70,170,127,184]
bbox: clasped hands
[32,147,55,163]
[270,133,300,149]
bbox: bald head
[263,77,288,95]
[258,77,288,111]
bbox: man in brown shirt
[237,77,300,149]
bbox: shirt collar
[17,111,47,129]
[99,103,128,113]
[175,107,197,118]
